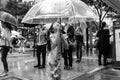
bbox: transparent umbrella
[22,0,97,24]
[0,11,18,27]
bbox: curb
[71,66,106,80]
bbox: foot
[0,72,8,77]
[76,59,80,63]
[103,64,107,66]
[67,66,72,70]
[34,65,41,68]
[64,66,68,70]
[98,63,102,66]
[38,65,45,69]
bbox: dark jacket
[96,29,110,49]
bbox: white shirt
[37,27,48,45]
[0,28,11,46]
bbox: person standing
[34,25,48,69]
[65,24,76,70]
[75,23,84,63]
[18,38,26,54]
[0,21,12,76]
[47,22,63,80]
[96,22,110,66]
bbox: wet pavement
[0,48,119,80]
[0,48,99,80]
[73,67,120,80]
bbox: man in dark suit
[96,22,110,66]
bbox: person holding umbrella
[0,11,17,76]
[34,24,48,69]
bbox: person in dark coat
[96,22,110,66]
[64,24,76,70]
[74,23,84,63]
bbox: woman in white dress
[47,22,67,80]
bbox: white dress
[47,32,62,80]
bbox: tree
[1,0,31,17]
[81,0,114,29]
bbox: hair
[101,22,106,29]
[47,23,54,51]
[49,22,54,33]
[2,21,12,31]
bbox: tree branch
[101,7,110,21]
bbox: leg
[103,47,108,66]
[41,44,46,68]
[19,46,21,53]
[76,40,79,61]
[79,44,83,62]
[103,53,107,66]
[1,47,10,72]
[34,46,41,67]
[98,49,102,65]
[63,49,68,69]
[22,46,25,53]
[68,46,73,67]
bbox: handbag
[0,37,10,47]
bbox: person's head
[49,22,60,33]
[101,22,106,30]
[1,21,12,31]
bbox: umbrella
[0,11,18,27]
[22,0,97,24]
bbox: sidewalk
[0,53,102,80]
[0,48,104,80]
[0,48,118,80]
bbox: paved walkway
[1,48,118,80]
[0,49,100,80]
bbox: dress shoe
[76,59,80,63]
[64,66,68,70]
[34,65,41,68]
[38,65,45,69]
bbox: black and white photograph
[0,0,120,80]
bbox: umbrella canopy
[103,0,120,13]
[22,0,97,24]
[0,11,18,27]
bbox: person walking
[96,22,110,66]
[34,25,48,69]
[0,21,12,76]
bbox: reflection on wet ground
[0,54,98,80]
[74,66,120,80]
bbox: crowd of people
[0,12,112,80]
[33,21,84,80]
